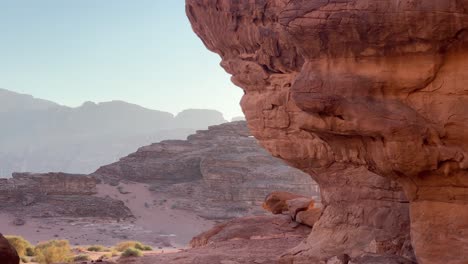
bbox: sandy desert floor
[0,182,214,249]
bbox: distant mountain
[0,89,227,177]
[0,88,59,112]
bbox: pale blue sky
[0,0,244,119]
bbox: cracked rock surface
[186,1,468,263]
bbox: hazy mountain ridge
[0,89,227,177]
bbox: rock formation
[0,173,132,219]
[186,1,468,263]
[93,121,319,219]
[134,215,311,264]
[0,234,19,264]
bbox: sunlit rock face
[186,1,468,263]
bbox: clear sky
[0,0,244,119]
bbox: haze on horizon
[0,0,243,119]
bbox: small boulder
[286,197,314,219]
[263,192,306,214]
[295,208,322,227]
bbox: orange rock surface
[186,1,468,263]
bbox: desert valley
[2,0,468,264]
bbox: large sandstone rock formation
[93,121,319,219]
[186,1,468,263]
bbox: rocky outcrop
[0,173,132,219]
[0,234,19,264]
[11,172,97,195]
[135,215,311,264]
[186,1,468,263]
[93,121,319,219]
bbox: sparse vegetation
[34,240,72,264]
[20,256,29,263]
[140,245,153,251]
[25,247,35,257]
[114,241,152,252]
[121,248,143,258]
[5,235,33,258]
[87,245,109,252]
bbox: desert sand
[0,182,214,249]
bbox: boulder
[286,197,314,219]
[295,208,321,228]
[262,191,307,214]
[0,234,19,264]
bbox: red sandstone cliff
[186,1,468,263]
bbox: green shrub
[120,248,142,258]
[141,245,152,251]
[87,245,108,252]
[114,241,152,252]
[34,240,72,264]
[5,236,33,257]
[25,247,35,257]
[73,254,90,261]
[115,241,140,252]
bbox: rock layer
[93,121,319,219]
[130,215,312,264]
[0,173,132,219]
[186,1,468,263]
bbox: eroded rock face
[0,173,132,219]
[93,121,319,219]
[186,1,468,263]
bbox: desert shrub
[20,256,29,263]
[114,241,152,252]
[73,254,90,261]
[115,241,141,252]
[25,247,35,257]
[87,245,108,252]
[5,236,33,257]
[34,240,72,264]
[120,248,142,258]
[141,245,152,251]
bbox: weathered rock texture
[0,173,132,219]
[125,215,311,264]
[186,1,468,263]
[93,121,319,219]
[0,234,19,264]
